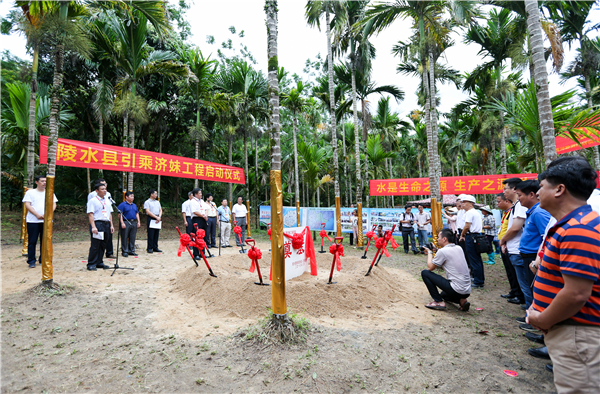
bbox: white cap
[457,194,467,201]
[461,194,476,203]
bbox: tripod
[108,197,134,276]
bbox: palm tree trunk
[317,186,320,207]
[254,136,259,230]
[525,0,557,166]
[361,99,370,209]
[244,131,249,211]
[325,10,341,237]
[27,43,39,189]
[158,131,163,199]
[351,63,363,246]
[228,137,233,204]
[128,117,135,191]
[422,58,436,203]
[293,115,301,224]
[428,51,441,199]
[582,75,600,168]
[194,137,199,188]
[491,136,497,175]
[98,115,104,177]
[342,121,348,207]
[266,0,286,320]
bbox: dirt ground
[1,229,556,393]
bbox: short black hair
[538,156,597,200]
[148,189,157,196]
[221,198,227,203]
[94,183,105,191]
[95,178,106,185]
[496,192,508,201]
[192,188,202,197]
[418,204,424,208]
[206,193,213,199]
[515,180,540,196]
[34,175,45,183]
[188,191,193,196]
[502,177,522,189]
[405,205,412,209]
[237,196,243,200]
[125,191,134,198]
[439,228,455,244]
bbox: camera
[409,220,414,225]
[420,242,435,252]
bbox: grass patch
[242,309,311,345]
[30,283,74,298]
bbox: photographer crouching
[421,229,472,312]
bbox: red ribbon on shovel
[327,237,344,284]
[365,224,396,276]
[246,238,269,286]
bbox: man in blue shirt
[118,191,141,257]
[516,180,551,309]
[217,198,232,247]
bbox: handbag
[473,233,493,254]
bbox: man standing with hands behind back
[232,196,248,247]
[23,175,58,268]
[118,191,140,257]
[86,183,113,271]
[144,189,162,253]
[217,198,232,247]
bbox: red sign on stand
[40,136,245,184]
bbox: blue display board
[302,208,336,231]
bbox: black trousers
[457,229,471,271]
[120,220,137,254]
[421,269,470,303]
[146,219,160,251]
[191,217,203,257]
[185,216,192,235]
[235,217,246,246]
[207,217,217,247]
[501,251,524,300]
[26,222,44,265]
[105,225,114,257]
[401,228,417,252]
[88,221,110,268]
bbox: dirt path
[1,239,555,393]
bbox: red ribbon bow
[385,232,399,250]
[284,228,306,250]
[319,229,332,242]
[329,243,344,271]
[178,233,191,257]
[366,231,375,239]
[194,237,206,251]
[248,246,262,272]
[375,237,390,257]
[233,226,242,234]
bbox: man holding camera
[421,229,471,311]
[400,205,419,255]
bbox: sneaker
[28,263,36,269]
[525,332,545,345]
[519,323,539,332]
[516,316,526,323]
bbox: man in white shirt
[217,198,232,247]
[422,228,471,312]
[500,178,529,312]
[86,183,114,270]
[232,196,248,247]
[190,188,208,258]
[22,175,58,268]
[416,204,432,250]
[455,195,470,266]
[87,178,114,258]
[181,192,193,233]
[205,193,218,248]
[459,194,485,288]
[399,205,418,255]
[144,189,162,253]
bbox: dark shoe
[87,266,97,271]
[96,264,111,269]
[153,249,163,253]
[519,323,539,332]
[507,297,522,304]
[460,300,470,312]
[106,254,116,259]
[147,249,154,253]
[471,284,484,289]
[194,256,201,260]
[545,364,553,373]
[207,245,212,249]
[525,332,545,345]
[527,346,550,360]
[413,250,419,255]
[211,245,216,248]
[516,316,526,323]
[130,252,138,256]
[521,304,527,310]
[28,263,36,269]
[500,293,516,299]
[122,253,129,257]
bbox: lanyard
[96,196,105,210]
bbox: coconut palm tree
[282,81,307,224]
[92,77,114,176]
[524,0,556,165]
[305,0,345,237]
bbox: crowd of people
[21,156,599,393]
[420,156,600,394]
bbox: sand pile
[168,242,433,332]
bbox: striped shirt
[532,205,600,326]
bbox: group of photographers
[420,156,600,394]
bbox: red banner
[556,133,600,154]
[370,173,538,196]
[39,136,245,184]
